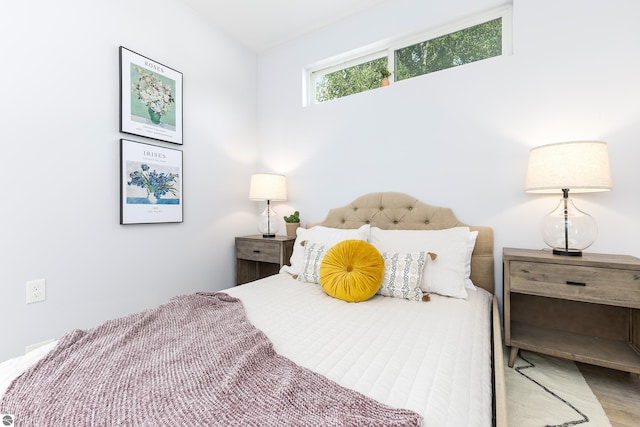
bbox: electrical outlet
[26,279,46,304]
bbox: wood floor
[576,363,640,427]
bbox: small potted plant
[380,68,391,87]
[283,211,301,237]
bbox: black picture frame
[119,47,183,145]
[120,139,183,224]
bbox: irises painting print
[120,139,183,224]
[126,162,180,205]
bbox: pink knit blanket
[1,293,421,426]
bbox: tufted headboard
[311,192,495,294]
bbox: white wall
[258,0,640,305]
[0,0,259,360]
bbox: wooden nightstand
[503,248,640,374]
[235,235,295,285]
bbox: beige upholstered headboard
[312,192,495,294]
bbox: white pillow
[283,224,370,276]
[465,230,479,290]
[297,242,327,284]
[369,227,469,299]
[378,252,426,301]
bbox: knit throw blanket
[1,292,421,426]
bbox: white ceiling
[179,0,387,52]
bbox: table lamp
[525,141,612,256]
[249,174,287,238]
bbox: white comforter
[1,273,493,426]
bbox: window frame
[304,5,512,106]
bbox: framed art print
[119,47,183,145]
[120,139,183,224]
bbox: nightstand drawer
[235,235,296,285]
[236,239,282,263]
[510,260,640,308]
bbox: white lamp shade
[525,141,612,194]
[249,174,287,201]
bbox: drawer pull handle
[566,280,586,287]
[253,250,261,253]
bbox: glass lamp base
[257,203,279,238]
[542,194,597,256]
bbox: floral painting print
[126,161,180,205]
[120,47,182,145]
[130,65,176,128]
[120,139,183,224]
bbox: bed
[0,192,507,426]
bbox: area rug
[504,348,611,427]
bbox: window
[305,6,511,105]
[313,55,388,104]
[394,18,502,82]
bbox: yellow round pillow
[320,240,384,302]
